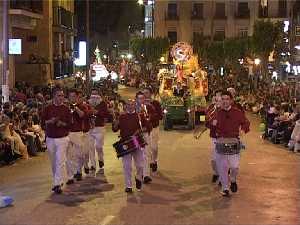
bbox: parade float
[90,46,110,82]
[159,42,208,130]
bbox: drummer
[112,99,147,193]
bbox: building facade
[7,0,76,87]
[154,0,292,44]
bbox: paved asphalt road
[0,87,300,225]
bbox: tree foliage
[130,37,169,64]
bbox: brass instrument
[193,104,217,139]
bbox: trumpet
[193,104,218,139]
[70,103,77,113]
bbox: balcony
[53,6,74,30]
[165,13,179,21]
[214,14,227,20]
[9,0,43,29]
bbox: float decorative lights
[254,58,261,65]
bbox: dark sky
[75,0,144,50]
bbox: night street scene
[0,0,300,225]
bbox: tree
[251,20,280,77]
[130,37,169,64]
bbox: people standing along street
[205,90,222,183]
[143,87,163,172]
[212,90,250,197]
[88,89,109,173]
[66,89,87,184]
[112,99,146,193]
[41,87,71,194]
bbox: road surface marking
[100,215,115,225]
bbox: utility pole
[86,0,90,93]
[2,0,9,103]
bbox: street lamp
[254,58,261,65]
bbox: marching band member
[135,91,154,184]
[205,90,222,183]
[227,87,244,113]
[88,89,109,172]
[41,87,71,194]
[112,99,146,193]
[212,90,250,197]
[66,89,87,183]
[143,87,163,172]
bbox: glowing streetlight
[254,58,261,65]
[127,53,133,59]
[137,0,143,5]
[121,54,125,58]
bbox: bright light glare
[295,45,300,50]
[254,58,261,65]
[284,21,289,32]
[160,56,165,62]
[74,41,86,66]
[137,0,143,5]
[127,53,133,59]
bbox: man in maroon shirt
[212,90,250,197]
[136,91,154,184]
[65,89,87,184]
[112,99,146,193]
[41,87,71,194]
[88,89,109,173]
[205,90,222,183]
[143,87,163,172]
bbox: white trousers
[216,152,240,191]
[211,138,218,175]
[151,127,159,163]
[122,148,144,188]
[143,132,152,177]
[89,126,105,168]
[46,136,70,186]
[66,132,83,179]
[82,132,93,168]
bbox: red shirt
[41,103,71,138]
[150,100,163,128]
[94,101,110,127]
[114,112,148,139]
[214,107,250,138]
[70,103,87,132]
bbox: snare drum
[215,138,241,155]
[113,136,140,158]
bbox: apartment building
[8,0,76,87]
[154,0,292,45]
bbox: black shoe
[90,166,96,171]
[230,182,238,193]
[143,176,152,184]
[99,161,104,169]
[218,181,222,187]
[52,185,62,194]
[220,190,230,197]
[125,187,133,193]
[84,167,89,174]
[135,178,142,190]
[212,174,219,183]
[66,179,74,185]
[151,162,158,172]
[74,173,82,181]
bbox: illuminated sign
[74,41,86,66]
[9,39,22,55]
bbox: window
[239,29,248,37]
[214,29,225,41]
[278,0,287,17]
[237,2,250,18]
[168,31,177,45]
[192,3,203,19]
[167,3,178,20]
[259,0,268,18]
[215,2,226,19]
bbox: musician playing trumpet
[205,90,222,184]
[112,99,149,193]
[135,91,155,184]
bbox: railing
[165,13,179,20]
[10,0,43,14]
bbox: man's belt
[215,138,241,155]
